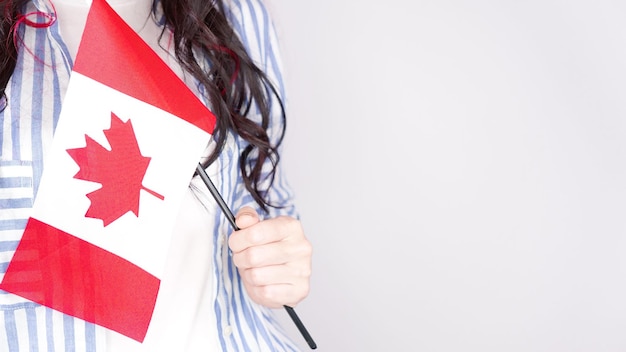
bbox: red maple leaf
[67,113,164,226]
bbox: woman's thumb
[235,206,260,229]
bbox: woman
[0,0,312,350]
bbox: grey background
[268,1,626,351]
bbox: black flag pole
[196,163,317,350]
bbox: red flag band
[1,218,160,341]
[74,0,215,134]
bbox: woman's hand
[228,206,312,308]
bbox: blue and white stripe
[0,0,300,350]
[208,4,300,345]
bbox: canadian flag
[0,0,214,343]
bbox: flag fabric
[0,0,214,343]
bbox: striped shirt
[0,0,300,350]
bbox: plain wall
[268,1,626,351]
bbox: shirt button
[224,325,233,337]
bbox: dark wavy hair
[0,0,285,212]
